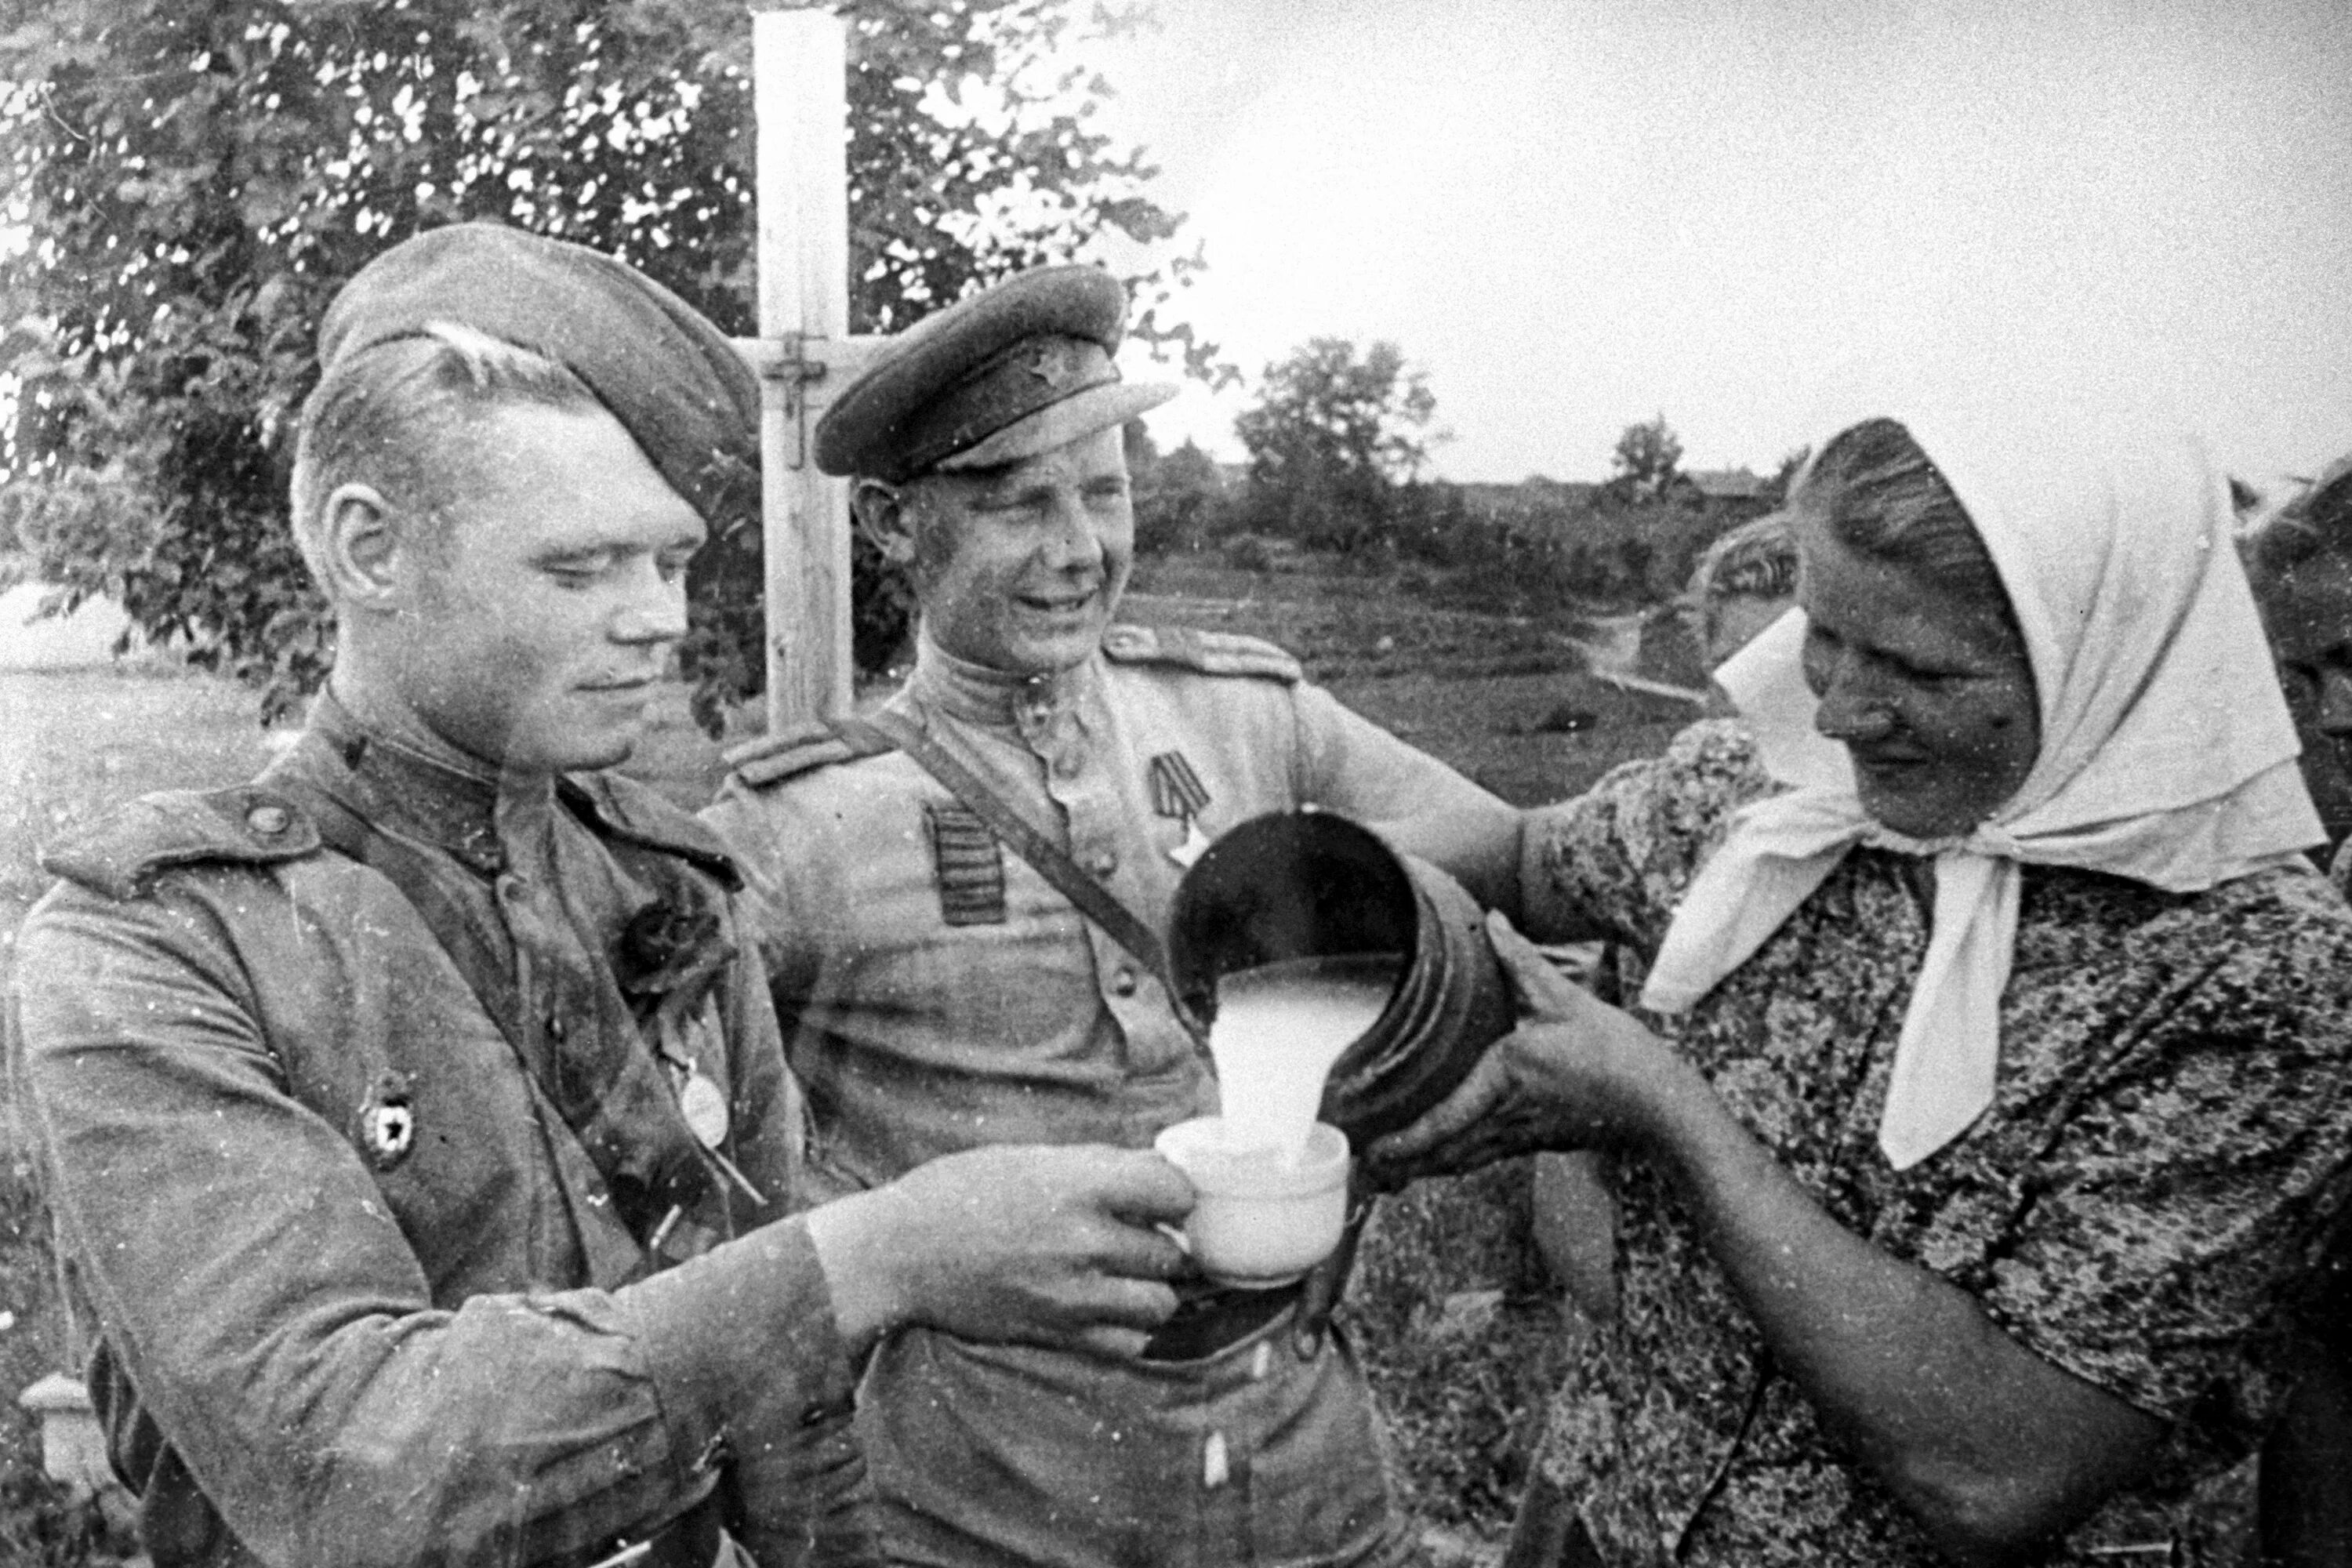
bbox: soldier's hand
[808,1143,1193,1359]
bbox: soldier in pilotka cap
[702,265,1524,1567]
[5,224,1199,1568]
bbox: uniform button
[246,804,291,837]
[1110,967,1138,997]
[1052,752,1082,779]
[1086,849,1117,877]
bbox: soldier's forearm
[1380,798,1527,921]
[804,1184,926,1352]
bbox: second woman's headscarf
[1638,404,2323,1169]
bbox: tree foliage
[1131,434,1229,554]
[1606,412,1685,504]
[1232,336,1439,554]
[0,0,1217,723]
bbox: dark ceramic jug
[1166,807,1513,1145]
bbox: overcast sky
[1086,0,2352,489]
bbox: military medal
[679,1068,730,1149]
[1149,751,1213,868]
[660,1008,768,1206]
[358,1074,416,1171]
[1170,820,1211,869]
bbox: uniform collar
[906,630,1101,735]
[303,691,537,876]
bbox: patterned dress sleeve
[1970,870,2352,1428]
[1518,718,1777,953]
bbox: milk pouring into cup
[1160,808,1516,1285]
[1205,955,1399,1164]
[1167,808,1512,1150]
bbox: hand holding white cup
[1152,1116,1352,1289]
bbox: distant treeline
[1127,433,1780,612]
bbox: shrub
[1222,534,1275,573]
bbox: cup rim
[1152,1116,1350,1196]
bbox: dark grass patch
[1323,670,1696,808]
[1347,1162,1583,1541]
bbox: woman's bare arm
[1373,915,2164,1567]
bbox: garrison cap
[317,222,760,529]
[814,265,1178,483]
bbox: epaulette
[40,786,324,902]
[1099,623,1303,684]
[721,718,897,790]
[562,771,743,890]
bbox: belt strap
[1138,1279,1303,1363]
[833,710,1202,1040]
[263,771,716,1253]
[267,777,538,1064]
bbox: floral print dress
[1519,720,2352,1566]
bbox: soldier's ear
[852,479,919,567]
[313,483,416,608]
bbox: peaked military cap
[317,223,760,531]
[815,265,1178,483]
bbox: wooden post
[751,8,854,728]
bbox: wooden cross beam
[734,8,885,731]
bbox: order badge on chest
[1150,750,1214,869]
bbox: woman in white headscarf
[1374,412,2352,1567]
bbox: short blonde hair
[289,321,598,587]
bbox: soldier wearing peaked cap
[702,265,1526,1568]
[6,226,1199,1568]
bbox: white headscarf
[1638,403,2324,1170]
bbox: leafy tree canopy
[1606,411,1684,503]
[0,0,1219,723]
[1232,336,1439,554]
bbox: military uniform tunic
[8,702,861,1568]
[703,628,1508,1568]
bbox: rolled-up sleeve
[12,884,857,1568]
[1287,682,1503,822]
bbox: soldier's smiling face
[882,424,1136,677]
[392,401,705,773]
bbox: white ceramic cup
[1152,1116,1352,1289]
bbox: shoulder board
[562,771,742,890]
[40,786,325,902]
[721,718,898,790]
[1098,624,1303,684]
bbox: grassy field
[0,553,1700,1564]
